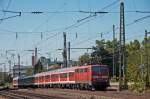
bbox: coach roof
[34,66,78,77]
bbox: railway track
[27,88,149,99]
[0,90,32,99]
[0,90,65,99]
[1,88,149,99]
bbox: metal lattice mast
[119,1,127,91]
[68,42,70,67]
[63,32,67,68]
[113,24,116,78]
[18,54,21,77]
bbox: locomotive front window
[92,66,99,73]
[100,67,108,73]
[92,66,108,73]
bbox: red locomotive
[13,64,110,90]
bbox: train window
[76,68,88,73]
[39,77,42,80]
[60,73,67,78]
[75,69,79,73]
[45,75,50,79]
[42,76,44,80]
[100,67,108,72]
[92,67,99,73]
[51,75,54,78]
[54,74,58,78]
[60,74,63,78]
[92,66,108,73]
[79,69,84,73]
[51,74,58,79]
[69,73,74,77]
[84,68,88,72]
[78,68,87,73]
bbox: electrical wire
[0,0,12,24]
[1,9,150,14]
[71,13,150,48]
[0,10,149,34]
[1,1,149,63]
[70,0,120,47]
[77,0,119,23]
[31,2,68,32]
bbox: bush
[129,82,145,93]
[0,82,4,86]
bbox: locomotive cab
[91,65,110,90]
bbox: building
[13,65,33,77]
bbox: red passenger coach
[34,66,77,88]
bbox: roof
[34,66,78,77]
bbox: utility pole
[4,64,6,83]
[145,30,150,87]
[113,24,115,78]
[35,47,38,64]
[32,53,35,67]
[68,42,71,67]
[18,54,20,77]
[63,32,67,68]
[34,47,38,74]
[8,60,11,74]
[119,0,127,91]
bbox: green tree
[34,60,44,74]
[0,72,12,86]
[91,39,113,76]
[49,64,61,70]
[126,39,147,92]
[126,40,141,81]
[26,68,33,76]
[78,53,90,65]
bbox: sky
[0,0,150,71]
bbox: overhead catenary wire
[77,0,119,23]
[0,13,21,21]
[34,0,120,49]
[0,0,149,71]
[0,12,148,52]
[0,0,12,24]
[1,9,150,14]
[31,2,68,32]
[70,0,120,47]
[0,0,149,57]
[126,14,150,26]
[72,14,150,47]
[65,0,120,32]
[0,11,149,34]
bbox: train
[13,64,110,90]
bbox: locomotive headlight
[101,76,108,78]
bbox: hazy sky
[0,0,150,69]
